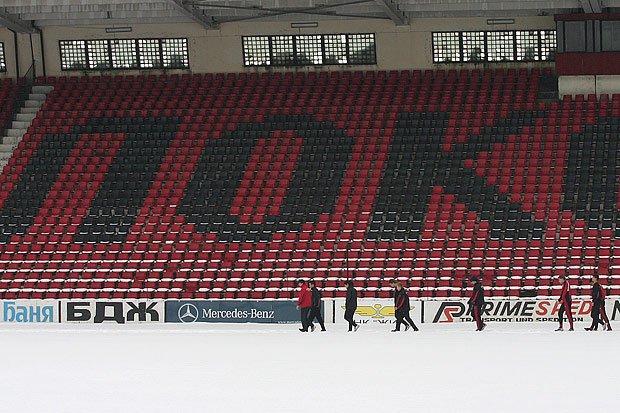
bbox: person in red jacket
[296,279,313,332]
[556,275,574,331]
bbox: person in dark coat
[307,280,326,332]
[389,279,408,329]
[556,275,574,331]
[468,276,486,331]
[344,280,359,332]
[598,279,612,331]
[296,279,313,332]
[586,275,609,331]
[392,282,419,332]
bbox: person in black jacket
[598,278,612,331]
[468,276,486,331]
[389,279,408,329]
[307,280,326,332]
[392,282,419,332]
[586,276,604,331]
[344,280,359,332]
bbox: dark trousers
[395,310,418,331]
[344,308,357,331]
[559,303,574,329]
[300,307,311,331]
[404,312,418,330]
[472,305,484,330]
[395,310,405,331]
[395,315,408,328]
[590,303,601,330]
[600,302,610,326]
[308,306,325,330]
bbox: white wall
[559,75,620,97]
[595,75,620,96]
[558,75,596,97]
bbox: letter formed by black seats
[0,116,181,244]
[562,122,620,235]
[369,110,546,242]
[178,115,354,242]
[75,117,181,242]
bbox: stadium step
[32,85,54,95]
[0,83,54,171]
[15,113,37,122]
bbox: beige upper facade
[0,15,555,79]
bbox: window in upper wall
[87,40,111,70]
[540,30,557,61]
[60,40,87,70]
[432,32,461,63]
[271,36,295,66]
[602,21,620,51]
[515,31,539,61]
[564,21,587,52]
[242,36,271,66]
[138,39,162,68]
[433,30,556,64]
[242,33,376,66]
[462,31,486,63]
[59,38,189,71]
[323,34,347,64]
[0,43,6,72]
[111,39,137,69]
[162,38,189,68]
[296,35,323,65]
[487,31,515,61]
[347,34,376,64]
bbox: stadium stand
[1,68,620,300]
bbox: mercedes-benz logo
[178,303,199,323]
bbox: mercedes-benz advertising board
[166,300,305,323]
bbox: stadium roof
[0,0,609,30]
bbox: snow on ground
[1,322,619,413]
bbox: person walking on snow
[468,276,486,331]
[556,275,574,331]
[389,279,408,329]
[392,282,419,332]
[598,277,612,331]
[307,280,326,332]
[344,280,359,332]
[296,279,313,332]
[586,275,611,331]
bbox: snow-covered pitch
[2,322,618,413]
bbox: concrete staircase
[0,85,54,171]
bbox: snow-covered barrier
[0,299,305,324]
[328,298,422,327]
[1,298,619,325]
[0,300,58,323]
[61,300,164,324]
[423,298,620,324]
[0,299,165,324]
[324,297,620,326]
[165,300,303,324]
